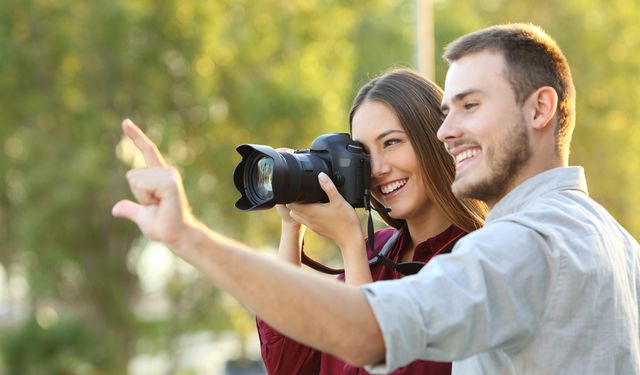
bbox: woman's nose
[369,153,390,178]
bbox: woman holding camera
[256,69,486,374]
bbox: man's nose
[437,114,463,143]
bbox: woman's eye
[383,139,401,148]
[464,102,479,111]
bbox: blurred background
[1,0,638,374]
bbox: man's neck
[486,155,566,209]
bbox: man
[113,24,639,373]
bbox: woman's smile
[378,178,408,196]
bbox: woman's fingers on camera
[286,203,318,225]
[286,204,305,224]
[276,204,298,224]
[275,204,289,216]
[317,173,341,202]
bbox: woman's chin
[386,208,404,220]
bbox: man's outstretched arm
[111,119,385,366]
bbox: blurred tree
[0,0,142,371]
[3,316,115,375]
[0,0,413,372]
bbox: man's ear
[528,86,558,130]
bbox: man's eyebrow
[441,89,483,111]
[375,129,404,141]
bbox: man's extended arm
[111,119,385,366]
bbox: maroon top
[256,225,465,375]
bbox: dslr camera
[233,133,370,210]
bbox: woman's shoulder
[364,227,401,258]
[373,227,399,242]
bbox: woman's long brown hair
[349,69,486,232]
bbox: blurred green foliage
[3,316,115,374]
[0,0,638,373]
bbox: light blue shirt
[362,167,640,374]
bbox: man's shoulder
[489,188,601,236]
[461,219,538,247]
[450,219,547,263]
[461,191,638,262]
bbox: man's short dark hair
[444,23,576,160]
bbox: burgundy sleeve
[256,317,321,375]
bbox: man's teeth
[455,149,480,164]
[381,180,407,195]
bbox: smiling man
[439,51,535,205]
[361,23,640,373]
[113,24,639,374]
[438,26,570,206]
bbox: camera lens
[252,156,274,199]
[234,133,368,210]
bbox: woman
[256,69,486,374]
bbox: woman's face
[351,100,432,221]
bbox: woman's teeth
[380,179,407,195]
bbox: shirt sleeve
[256,316,321,375]
[361,221,554,373]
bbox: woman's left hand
[286,172,363,249]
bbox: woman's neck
[404,208,452,251]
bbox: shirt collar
[487,166,588,222]
[394,225,465,261]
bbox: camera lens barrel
[233,133,369,210]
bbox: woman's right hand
[276,203,306,266]
[276,203,301,227]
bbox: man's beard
[453,117,532,204]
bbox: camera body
[299,133,370,206]
[233,133,370,210]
